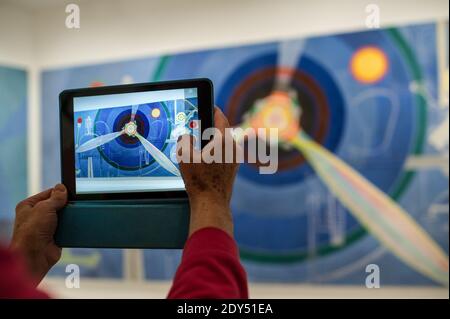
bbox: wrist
[189,192,229,209]
[188,195,233,237]
[10,236,50,283]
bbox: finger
[35,184,68,212]
[214,106,230,135]
[214,125,242,164]
[176,134,196,164]
[16,188,53,210]
[225,129,242,164]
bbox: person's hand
[177,107,240,237]
[10,184,68,283]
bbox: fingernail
[54,184,66,193]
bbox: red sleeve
[167,227,248,299]
[0,247,49,299]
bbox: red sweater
[0,248,48,298]
[168,227,248,299]
[0,227,248,299]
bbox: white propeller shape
[130,104,139,122]
[275,40,306,91]
[135,132,180,177]
[76,131,124,153]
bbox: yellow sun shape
[350,46,389,84]
[151,108,161,118]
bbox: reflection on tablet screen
[73,88,199,194]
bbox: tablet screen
[73,88,199,194]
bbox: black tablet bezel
[60,78,214,201]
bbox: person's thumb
[214,106,230,135]
[48,184,68,210]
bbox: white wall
[33,0,449,68]
[0,2,34,67]
[40,278,449,299]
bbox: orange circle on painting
[350,46,389,84]
[249,91,300,142]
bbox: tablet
[59,78,214,202]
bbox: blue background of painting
[0,66,27,242]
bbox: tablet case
[55,199,190,248]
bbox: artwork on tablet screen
[73,89,199,194]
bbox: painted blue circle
[228,32,418,257]
[94,103,170,170]
[216,53,346,186]
[112,109,149,149]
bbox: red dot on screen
[90,81,104,87]
[77,117,82,124]
[189,121,197,129]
